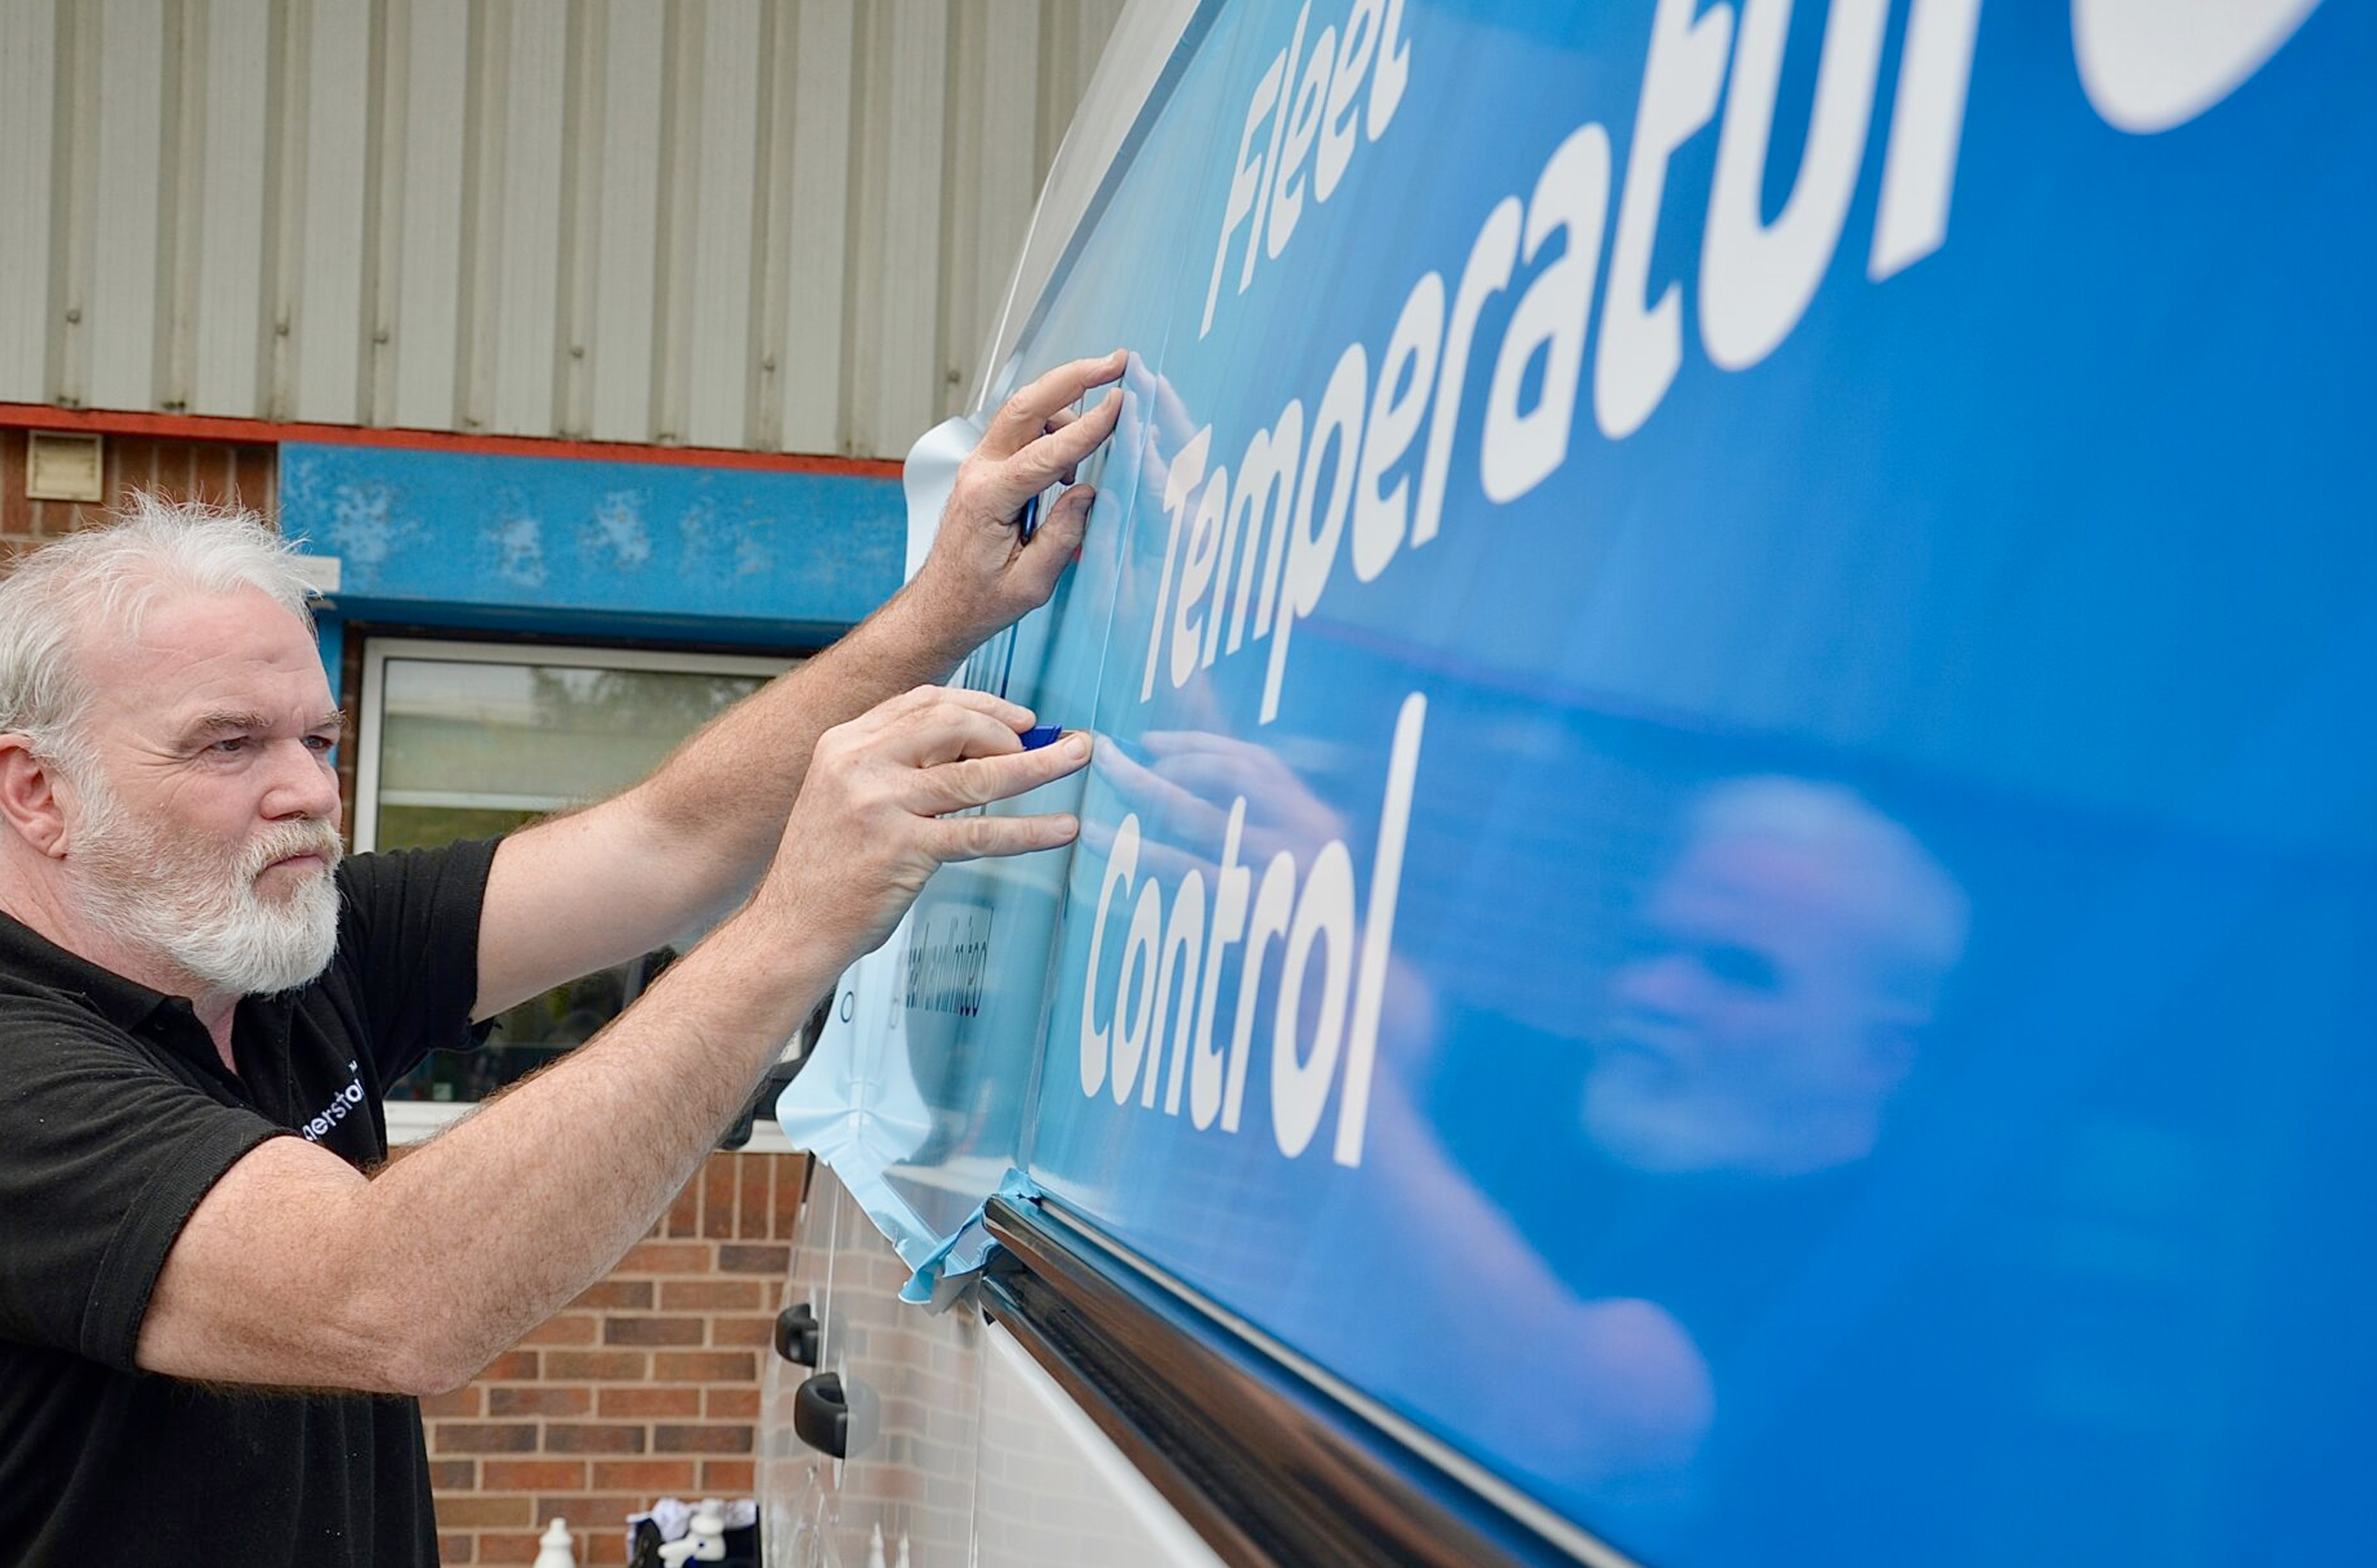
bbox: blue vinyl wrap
[809,3,2377,1559]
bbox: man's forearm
[136,899,836,1394]
[359,902,834,1390]
[468,586,985,1021]
[625,587,974,901]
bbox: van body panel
[770,1,2377,1562]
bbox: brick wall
[423,1150,803,1566]
[0,426,275,552]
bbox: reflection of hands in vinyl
[1085,728,1345,887]
[1129,356,1208,525]
[1360,1072,1714,1496]
[1533,1295,1713,1490]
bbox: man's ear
[0,735,72,858]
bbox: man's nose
[1614,952,1699,1016]
[264,740,343,824]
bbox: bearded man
[0,355,1122,1565]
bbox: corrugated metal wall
[0,0,1122,460]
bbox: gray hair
[0,494,318,770]
[1688,775,1971,1010]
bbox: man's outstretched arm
[471,351,1127,1020]
[136,687,1092,1394]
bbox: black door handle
[773,1302,820,1367]
[792,1371,848,1459]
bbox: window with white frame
[355,637,795,1108]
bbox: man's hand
[753,686,1093,960]
[470,356,1127,1021]
[907,350,1130,648]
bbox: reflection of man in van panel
[1369,772,1969,1518]
[1583,776,1969,1181]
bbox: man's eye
[210,736,253,755]
[1701,945,1782,993]
[305,734,339,755]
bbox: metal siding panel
[750,2,795,449]
[587,0,666,443]
[981,3,1050,303]
[160,5,201,414]
[684,0,763,449]
[0,2,58,401]
[942,0,1040,424]
[55,0,100,410]
[260,0,298,420]
[552,1,595,438]
[1,0,1122,452]
[191,0,273,416]
[454,0,497,432]
[937,4,986,426]
[291,0,372,423]
[1033,1,1072,173]
[390,0,471,431]
[858,1,948,459]
[87,0,163,413]
[1027,3,1125,250]
[648,4,698,446]
[489,0,566,434]
[778,0,855,455]
[841,4,890,459]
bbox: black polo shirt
[0,838,498,1566]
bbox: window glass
[360,643,786,1101]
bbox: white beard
[69,773,344,998]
